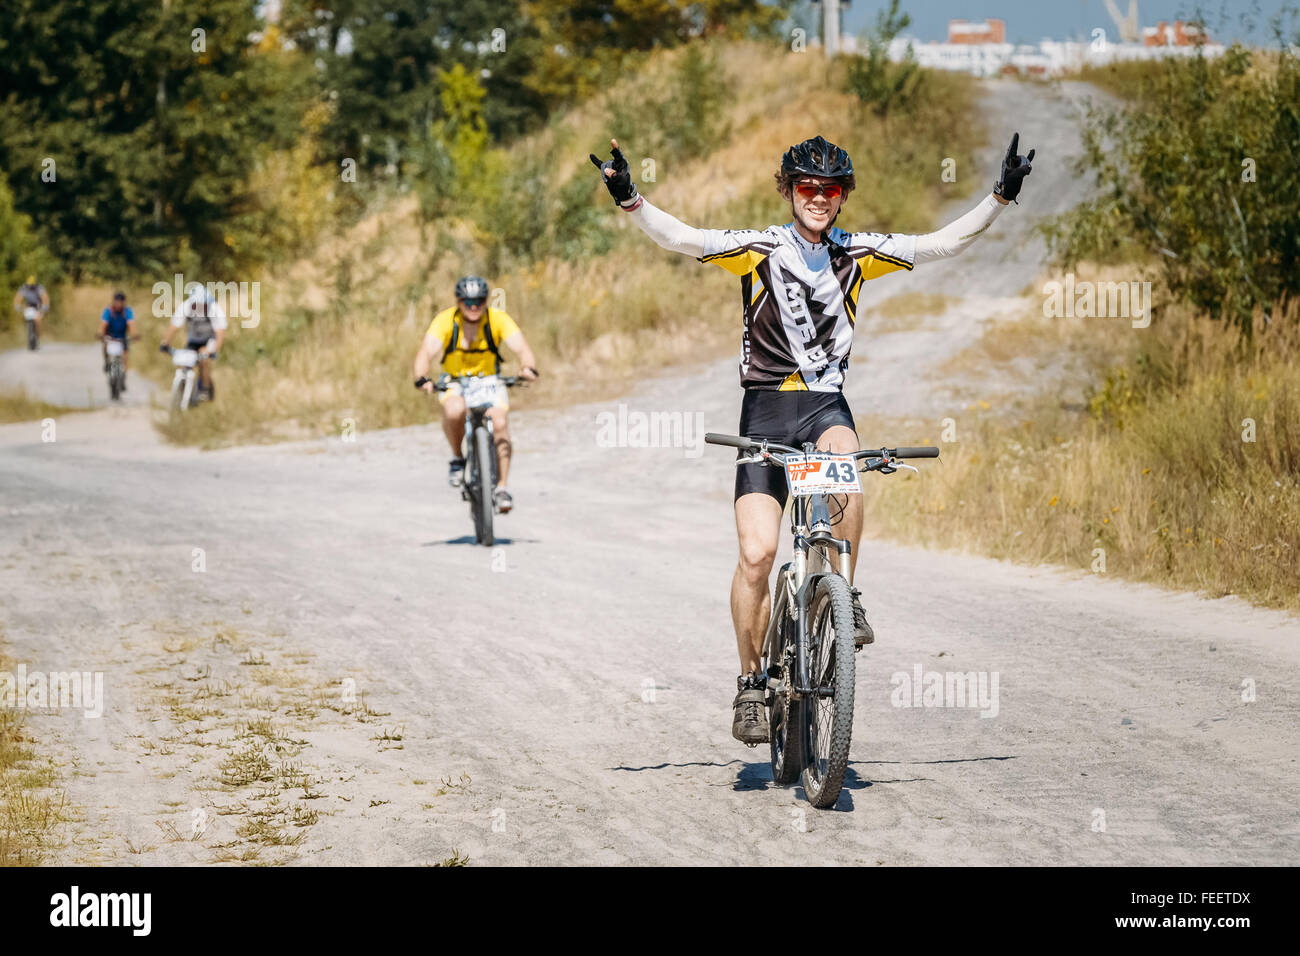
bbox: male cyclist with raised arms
[412,276,540,514]
[591,133,1034,745]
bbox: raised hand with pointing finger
[589,138,641,209]
[993,131,1035,204]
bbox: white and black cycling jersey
[626,193,1003,391]
[170,292,228,343]
[698,223,915,391]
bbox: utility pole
[824,0,840,56]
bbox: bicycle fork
[787,496,852,700]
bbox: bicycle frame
[706,430,939,803]
[705,433,940,699]
[764,444,854,700]
[461,405,498,500]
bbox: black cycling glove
[993,132,1035,203]
[588,142,639,207]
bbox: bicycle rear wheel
[801,574,856,809]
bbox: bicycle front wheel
[802,574,856,809]
[471,424,494,546]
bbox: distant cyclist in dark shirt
[99,292,136,386]
[13,275,50,344]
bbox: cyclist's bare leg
[816,424,862,582]
[440,394,467,456]
[198,357,212,390]
[731,492,784,675]
[486,406,511,488]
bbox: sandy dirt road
[1,81,1297,866]
[0,341,158,409]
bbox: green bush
[0,171,55,333]
[844,0,924,118]
[1045,34,1300,338]
[610,44,733,172]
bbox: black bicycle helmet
[780,136,854,179]
[454,275,488,300]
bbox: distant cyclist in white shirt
[160,286,228,401]
[592,132,1034,745]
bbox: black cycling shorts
[734,389,857,505]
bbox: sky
[835,0,1297,45]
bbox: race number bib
[461,376,501,408]
[784,454,862,496]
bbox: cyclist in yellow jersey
[412,276,539,512]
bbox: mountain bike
[23,306,40,350]
[162,345,213,411]
[705,432,940,809]
[104,336,127,401]
[418,373,524,546]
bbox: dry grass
[874,292,963,320]
[0,643,70,865]
[935,263,1147,395]
[0,388,92,424]
[859,295,1300,610]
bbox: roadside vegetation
[0,641,69,866]
[0,389,91,425]
[861,289,1300,610]
[860,30,1300,609]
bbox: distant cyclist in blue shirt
[100,292,137,387]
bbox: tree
[281,0,546,173]
[0,0,310,277]
[522,0,787,104]
[0,171,54,331]
[844,0,924,118]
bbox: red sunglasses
[794,181,844,200]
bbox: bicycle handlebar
[891,447,941,459]
[416,375,527,392]
[705,432,940,461]
[704,432,761,451]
